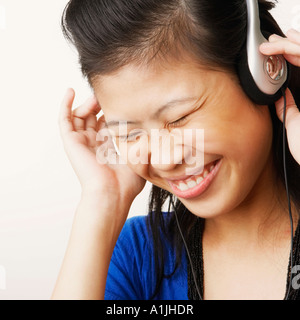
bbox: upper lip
[163,158,221,182]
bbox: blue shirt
[105,215,188,300]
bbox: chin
[179,178,246,219]
[181,199,228,219]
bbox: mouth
[166,158,222,199]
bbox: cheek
[231,107,273,169]
[184,107,274,217]
[205,97,272,154]
[215,106,273,193]
[200,102,273,182]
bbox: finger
[96,114,107,132]
[72,96,101,132]
[259,38,300,58]
[283,54,300,67]
[72,115,86,131]
[85,114,98,132]
[95,115,116,146]
[73,96,100,119]
[286,29,300,45]
[275,89,299,125]
[59,88,75,136]
[268,34,284,43]
[268,31,300,46]
[86,104,105,132]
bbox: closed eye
[168,97,207,128]
[118,130,146,142]
[168,114,189,128]
[118,132,140,142]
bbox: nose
[150,144,184,171]
[150,129,186,171]
[149,128,205,174]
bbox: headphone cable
[171,196,203,300]
[281,88,294,300]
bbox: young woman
[53,0,300,300]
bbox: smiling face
[93,58,275,219]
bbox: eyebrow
[106,96,198,128]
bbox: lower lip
[167,159,222,200]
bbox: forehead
[92,57,238,121]
[94,62,210,109]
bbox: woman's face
[94,58,274,218]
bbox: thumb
[275,88,299,125]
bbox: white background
[0,0,299,300]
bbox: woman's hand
[53,88,147,300]
[260,29,300,66]
[259,29,300,165]
[274,89,300,165]
[59,88,146,207]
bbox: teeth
[178,183,189,191]
[196,176,204,184]
[173,161,218,192]
[187,180,197,189]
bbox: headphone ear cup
[237,27,291,106]
[237,45,290,105]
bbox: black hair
[62,0,300,299]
